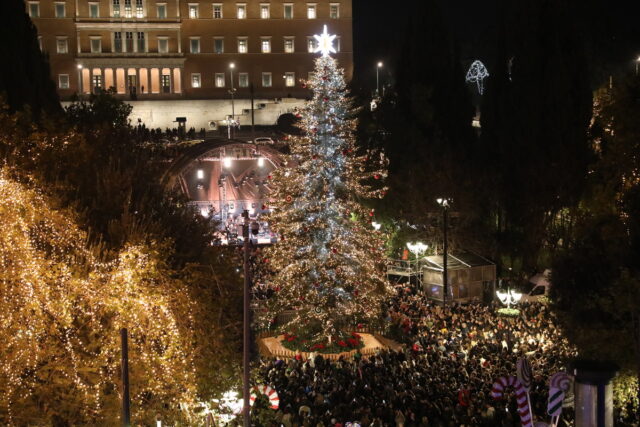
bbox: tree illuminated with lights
[258,28,390,342]
[0,169,201,425]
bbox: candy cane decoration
[491,376,533,427]
[517,357,535,427]
[249,384,280,410]
[547,372,572,427]
[517,358,533,390]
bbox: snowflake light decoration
[313,25,337,57]
[465,60,490,95]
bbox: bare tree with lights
[258,26,389,345]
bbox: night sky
[352,0,640,94]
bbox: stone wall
[62,97,306,130]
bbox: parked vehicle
[520,269,551,302]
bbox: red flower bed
[280,330,364,354]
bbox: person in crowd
[254,285,578,426]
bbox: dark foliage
[0,0,61,118]
[480,0,592,271]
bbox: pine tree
[258,51,389,344]
[0,0,61,118]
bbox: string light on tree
[257,28,390,344]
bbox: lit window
[307,3,316,19]
[215,73,225,88]
[335,36,341,52]
[190,38,200,53]
[157,3,166,18]
[191,73,201,88]
[330,3,339,19]
[307,37,317,53]
[260,4,269,19]
[89,2,99,17]
[58,74,69,89]
[237,37,247,53]
[113,32,122,52]
[236,4,246,19]
[137,32,145,52]
[283,3,293,19]
[285,72,295,87]
[92,74,103,91]
[56,37,68,54]
[125,31,133,51]
[284,37,294,53]
[261,72,272,87]
[28,2,40,18]
[135,0,143,18]
[158,37,168,53]
[214,37,224,54]
[54,2,65,18]
[112,0,120,17]
[239,72,249,88]
[188,4,198,18]
[124,0,132,17]
[213,4,222,19]
[90,38,102,53]
[261,38,271,53]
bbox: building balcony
[75,17,181,24]
[77,52,184,59]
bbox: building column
[180,67,185,95]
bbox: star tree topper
[313,25,337,57]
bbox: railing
[262,345,382,361]
[386,259,421,276]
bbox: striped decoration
[249,384,280,410]
[517,357,533,390]
[491,376,533,427]
[547,386,564,416]
[549,372,572,392]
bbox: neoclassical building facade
[26,0,352,128]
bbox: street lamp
[376,61,383,96]
[436,198,451,305]
[241,209,252,427]
[229,62,236,139]
[496,288,522,308]
[77,64,83,94]
[406,241,428,259]
[406,241,427,288]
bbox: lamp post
[436,198,451,306]
[77,64,83,94]
[406,241,428,288]
[376,61,383,96]
[241,209,251,427]
[496,288,522,309]
[229,62,236,139]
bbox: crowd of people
[251,285,577,427]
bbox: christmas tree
[258,26,389,347]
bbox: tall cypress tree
[0,0,61,118]
[480,0,592,270]
[371,0,477,247]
